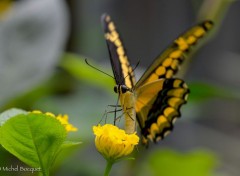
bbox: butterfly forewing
[135,20,213,88]
[101,14,136,88]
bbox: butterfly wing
[135,78,189,145]
[135,20,213,145]
[101,13,136,88]
[135,20,213,88]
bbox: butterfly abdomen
[117,86,136,134]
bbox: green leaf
[137,149,217,176]
[0,113,67,176]
[60,53,114,92]
[0,108,27,126]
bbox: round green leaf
[0,113,67,176]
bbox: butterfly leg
[99,104,122,124]
[125,107,135,121]
[113,106,133,124]
[114,109,133,124]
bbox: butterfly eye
[114,85,118,93]
[121,85,129,93]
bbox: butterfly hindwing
[135,78,189,145]
[101,14,136,88]
[135,20,213,88]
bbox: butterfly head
[114,85,131,94]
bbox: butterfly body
[101,13,213,145]
[114,85,136,134]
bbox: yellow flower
[31,110,78,132]
[93,124,139,161]
[56,114,78,132]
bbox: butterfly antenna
[132,60,140,72]
[85,59,114,79]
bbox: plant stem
[104,160,113,176]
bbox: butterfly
[101,13,213,145]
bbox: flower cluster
[93,124,139,161]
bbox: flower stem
[104,160,113,176]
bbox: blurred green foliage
[136,149,217,176]
[60,53,114,92]
[189,82,240,102]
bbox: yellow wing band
[141,20,213,86]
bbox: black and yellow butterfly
[101,13,213,145]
